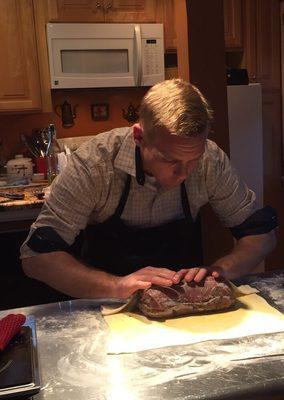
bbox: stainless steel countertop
[1,272,284,400]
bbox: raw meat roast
[138,276,236,319]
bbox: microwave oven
[46,23,165,89]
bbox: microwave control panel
[142,39,162,76]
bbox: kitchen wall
[0,88,147,163]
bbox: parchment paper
[104,292,284,354]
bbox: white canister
[5,154,34,183]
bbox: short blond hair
[139,79,213,141]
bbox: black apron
[79,174,203,276]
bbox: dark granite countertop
[0,184,46,212]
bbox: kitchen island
[1,271,284,400]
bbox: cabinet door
[255,0,280,89]
[47,0,105,21]
[224,0,243,50]
[241,0,281,86]
[156,0,177,51]
[0,0,41,112]
[104,0,157,22]
[241,0,257,82]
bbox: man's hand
[114,266,224,299]
[115,266,177,299]
[173,266,223,284]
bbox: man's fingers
[208,265,223,276]
[183,266,223,283]
[184,267,200,282]
[173,269,188,283]
[211,270,220,278]
[193,268,208,282]
[143,266,176,280]
[128,266,223,297]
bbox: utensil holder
[35,157,47,178]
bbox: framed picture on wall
[91,103,109,121]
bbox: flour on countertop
[36,308,284,400]
[33,277,284,400]
[246,274,284,310]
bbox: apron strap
[113,174,132,219]
[181,182,194,223]
[113,146,143,219]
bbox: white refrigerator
[227,83,263,208]
[227,83,264,271]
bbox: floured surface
[105,293,284,354]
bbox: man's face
[139,128,207,188]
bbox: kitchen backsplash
[0,88,148,165]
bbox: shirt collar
[114,128,136,177]
[114,128,160,191]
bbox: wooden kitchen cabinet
[224,0,243,50]
[254,0,280,89]
[47,0,177,51]
[47,0,105,21]
[0,0,42,113]
[104,0,157,22]
[47,0,158,22]
[226,0,280,86]
[156,0,177,51]
[0,0,52,114]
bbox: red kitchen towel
[0,314,26,351]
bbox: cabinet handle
[105,2,113,10]
[96,2,102,8]
[134,25,142,86]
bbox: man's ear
[133,123,143,147]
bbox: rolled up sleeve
[20,145,103,259]
[205,142,258,228]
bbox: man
[21,79,277,300]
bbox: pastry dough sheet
[104,293,284,354]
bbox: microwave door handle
[134,25,142,86]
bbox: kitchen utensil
[0,192,25,200]
[55,100,77,128]
[122,103,139,123]
[19,133,39,158]
[40,128,52,157]
[5,155,33,183]
[0,314,26,351]
[45,124,59,184]
[34,192,45,200]
[31,129,45,157]
[0,316,41,399]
